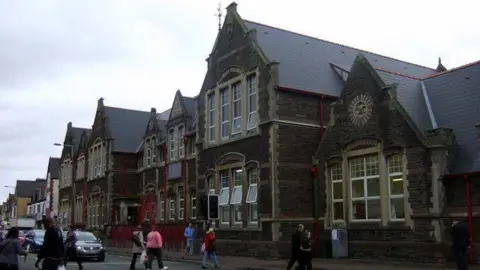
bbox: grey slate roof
[47,157,61,179]
[71,127,90,154]
[376,70,434,133]
[15,179,46,198]
[244,20,436,96]
[424,62,480,174]
[105,106,151,153]
[183,97,197,132]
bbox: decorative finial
[215,2,223,32]
[438,57,442,65]
[436,57,447,72]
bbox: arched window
[89,139,104,180]
[168,129,177,161]
[178,126,185,158]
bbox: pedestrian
[64,225,83,270]
[451,219,470,270]
[286,224,304,270]
[296,230,313,270]
[35,217,65,270]
[145,225,167,270]
[0,227,28,270]
[130,225,146,270]
[201,228,219,269]
[183,222,194,258]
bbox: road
[20,253,203,270]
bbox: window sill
[204,131,260,150]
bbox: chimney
[97,97,104,109]
[226,1,237,12]
[151,107,157,113]
[67,122,72,130]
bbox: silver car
[64,231,105,261]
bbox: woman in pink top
[146,226,167,270]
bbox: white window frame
[89,139,104,180]
[145,138,152,166]
[330,164,344,222]
[178,126,185,158]
[231,82,242,134]
[77,155,85,180]
[62,157,71,187]
[231,169,243,224]
[246,169,258,224]
[190,193,196,219]
[177,186,184,220]
[169,129,177,161]
[208,176,216,194]
[349,155,381,222]
[219,171,230,224]
[151,137,157,164]
[208,94,216,142]
[169,198,176,220]
[159,193,165,221]
[220,88,230,139]
[247,74,258,130]
[387,154,405,221]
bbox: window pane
[390,197,405,219]
[249,203,258,222]
[366,178,380,196]
[332,182,343,200]
[333,202,343,220]
[221,122,230,138]
[365,155,379,176]
[220,172,229,188]
[390,176,404,195]
[221,206,229,223]
[248,169,258,184]
[352,200,366,220]
[349,157,365,178]
[234,205,242,222]
[351,180,364,198]
[388,155,403,174]
[366,199,381,219]
[233,169,242,186]
[331,165,342,180]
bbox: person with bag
[145,225,167,270]
[64,225,83,270]
[296,230,313,270]
[201,228,219,269]
[35,217,65,270]
[130,225,146,270]
[0,227,27,270]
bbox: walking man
[451,219,470,270]
[183,222,195,258]
[286,224,304,270]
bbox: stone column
[430,147,448,242]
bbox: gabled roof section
[71,126,90,154]
[15,179,46,198]
[243,20,436,96]
[104,106,151,153]
[424,61,480,174]
[47,157,61,179]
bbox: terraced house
[192,2,480,262]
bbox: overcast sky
[0,0,478,202]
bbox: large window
[388,155,405,220]
[349,155,380,221]
[76,155,86,180]
[190,193,196,219]
[206,73,258,145]
[247,74,258,130]
[169,129,177,161]
[61,157,72,187]
[88,140,105,180]
[246,169,258,223]
[219,171,230,224]
[177,186,184,220]
[159,192,165,221]
[178,126,185,158]
[169,198,176,220]
[75,196,83,223]
[231,169,243,224]
[220,88,229,139]
[231,82,242,134]
[144,137,157,167]
[330,164,343,221]
[208,94,215,142]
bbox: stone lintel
[425,128,455,148]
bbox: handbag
[200,243,205,252]
[139,250,147,264]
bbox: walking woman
[130,225,145,270]
[201,228,219,269]
[145,226,167,270]
[296,230,313,270]
[65,225,83,270]
[0,227,28,270]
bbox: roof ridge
[374,67,421,80]
[423,59,480,80]
[105,105,150,114]
[244,19,436,72]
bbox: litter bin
[331,228,348,258]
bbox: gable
[169,94,184,120]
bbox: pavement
[20,253,203,270]
[106,248,461,270]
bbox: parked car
[23,229,45,253]
[65,231,105,262]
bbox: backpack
[132,233,142,247]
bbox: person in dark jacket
[35,217,65,270]
[451,219,470,270]
[0,227,28,270]
[65,225,83,270]
[296,230,313,270]
[286,224,304,270]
